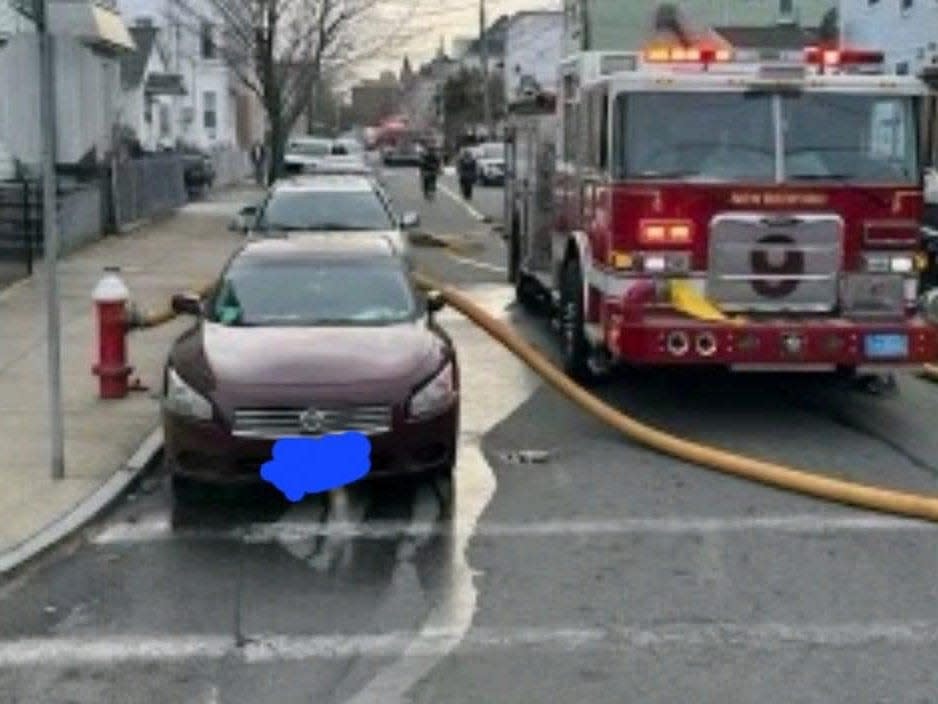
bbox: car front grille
[707,213,842,313]
[232,405,393,439]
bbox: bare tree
[172,0,418,181]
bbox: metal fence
[112,155,186,229]
[0,179,40,288]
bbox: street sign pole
[37,0,65,480]
[480,0,492,138]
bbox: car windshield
[257,189,394,231]
[479,143,504,159]
[209,259,417,327]
[287,140,331,157]
[615,91,918,184]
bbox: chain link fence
[112,155,186,230]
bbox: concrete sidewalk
[0,185,261,568]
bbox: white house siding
[0,34,121,167]
[841,0,938,76]
[55,38,122,163]
[0,36,41,166]
[563,0,833,54]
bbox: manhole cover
[500,449,552,465]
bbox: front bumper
[163,405,458,486]
[609,314,938,368]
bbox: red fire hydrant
[92,267,133,399]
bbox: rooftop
[271,174,376,193]
[239,233,400,262]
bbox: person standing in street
[251,141,266,186]
[457,147,478,200]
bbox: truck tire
[560,258,592,381]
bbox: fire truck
[505,38,938,380]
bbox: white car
[283,137,333,172]
[231,174,420,268]
[474,141,506,186]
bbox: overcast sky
[348,0,562,83]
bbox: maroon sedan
[161,235,458,501]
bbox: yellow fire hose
[414,271,938,524]
[130,260,938,523]
[129,280,216,330]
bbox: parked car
[474,141,506,186]
[162,235,458,500]
[283,136,333,173]
[382,138,424,167]
[230,173,420,267]
[181,149,215,196]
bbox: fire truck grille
[232,405,393,439]
[707,214,842,313]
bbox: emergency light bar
[644,46,733,64]
[803,47,884,67]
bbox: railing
[0,179,40,289]
[112,155,187,229]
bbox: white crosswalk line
[2,622,938,667]
[92,513,934,546]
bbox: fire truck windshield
[614,92,917,185]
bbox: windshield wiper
[629,170,701,179]
[787,173,851,181]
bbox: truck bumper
[609,315,938,368]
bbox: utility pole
[480,0,492,138]
[36,0,64,479]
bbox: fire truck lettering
[731,192,828,207]
[750,234,804,299]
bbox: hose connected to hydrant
[413,272,938,524]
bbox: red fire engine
[505,42,938,380]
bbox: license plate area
[864,333,908,359]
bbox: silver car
[230,174,420,267]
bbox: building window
[779,0,793,15]
[203,91,217,137]
[901,0,913,11]
[201,22,216,59]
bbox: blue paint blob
[260,433,372,501]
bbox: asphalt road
[2,168,937,703]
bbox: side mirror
[229,204,258,232]
[171,292,203,317]
[426,290,446,314]
[401,211,420,229]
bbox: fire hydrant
[92,267,133,399]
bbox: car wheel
[560,258,592,381]
[171,474,209,505]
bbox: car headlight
[407,361,457,419]
[163,367,213,420]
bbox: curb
[0,427,164,577]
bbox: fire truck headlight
[643,255,667,273]
[890,256,914,274]
[863,252,914,274]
